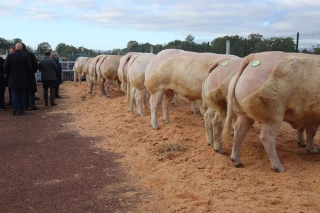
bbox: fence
[133,32,320,57]
[61,61,76,81]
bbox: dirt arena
[55,81,319,213]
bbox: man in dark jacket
[0,57,5,110]
[3,43,33,115]
[22,43,39,110]
[38,50,58,106]
[51,51,62,98]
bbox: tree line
[1,33,319,60]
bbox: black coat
[53,57,62,84]
[23,50,38,92]
[0,57,5,89]
[4,50,33,90]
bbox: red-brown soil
[1,81,320,213]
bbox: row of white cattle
[73,50,320,172]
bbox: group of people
[0,43,62,115]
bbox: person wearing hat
[51,51,62,98]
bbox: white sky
[1,0,319,51]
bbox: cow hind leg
[230,116,254,167]
[204,109,215,146]
[162,90,175,124]
[297,126,306,147]
[143,93,149,109]
[171,93,177,107]
[78,73,81,85]
[260,122,285,172]
[190,101,196,114]
[212,112,225,154]
[99,77,107,96]
[128,87,136,113]
[105,79,112,98]
[150,91,164,130]
[135,88,148,116]
[305,124,319,153]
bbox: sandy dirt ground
[61,81,320,213]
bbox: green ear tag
[251,60,261,67]
[221,61,228,66]
[138,58,143,62]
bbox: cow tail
[222,55,251,141]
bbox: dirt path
[0,85,140,213]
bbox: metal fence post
[150,46,153,53]
[244,38,247,56]
[296,32,299,52]
[226,40,230,54]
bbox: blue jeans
[11,88,26,113]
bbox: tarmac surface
[0,85,140,213]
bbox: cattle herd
[72,49,320,173]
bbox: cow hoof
[233,162,243,168]
[271,166,286,173]
[307,148,318,154]
[298,143,306,147]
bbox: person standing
[0,57,5,111]
[3,43,33,115]
[38,50,58,106]
[51,51,62,98]
[5,46,16,106]
[22,43,39,110]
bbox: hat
[51,51,59,56]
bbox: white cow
[127,53,155,116]
[118,52,138,93]
[223,51,320,172]
[88,55,107,94]
[73,57,90,84]
[144,49,237,129]
[202,57,243,153]
[96,55,122,97]
[82,58,93,86]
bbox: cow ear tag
[251,60,261,67]
[138,58,143,62]
[221,61,228,66]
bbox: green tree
[255,37,296,52]
[127,41,139,52]
[246,33,263,55]
[313,44,320,55]
[37,42,52,55]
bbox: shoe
[29,106,38,110]
[35,97,40,100]
[55,95,61,99]
[12,111,19,116]
[50,103,58,106]
[45,103,48,106]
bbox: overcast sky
[1,0,319,51]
